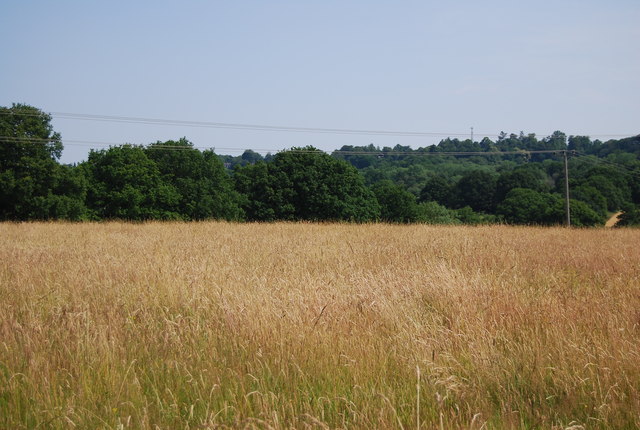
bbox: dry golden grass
[1,222,639,429]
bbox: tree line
[2,103,639,226]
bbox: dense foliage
[333,134,640,226]
[2,104,640,225]
[0,104,88,220]
[234,147,379,222]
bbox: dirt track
[605,211,623,227]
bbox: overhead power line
[572,152,640,178]
[0,135,601,157]
[51,112,466,137]
[2,134,639,172]
[0,110,474,137]
[0,109,634,139]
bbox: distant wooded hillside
[2,103,639,225]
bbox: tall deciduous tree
[234,147,380,222]
[233,161,295,221]
[452,170,497,212]
[372,180,419,223]
[495,168,549,202]
[419,176,452,206]
[496,188,563,225]
[0,103,87,220]
[83,145,181,220]
[497,188,602,226]
[146,139,244,220]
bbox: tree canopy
[2,103,640,226]
[234,147,380,222]
[145,139,244,220]
[0,104,87,220]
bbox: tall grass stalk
[1,222,639,428]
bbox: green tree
[386,164,430,196]
[496,189,600,226]
[543,131,567,150]
[569,199,604,227]
[452,170,497,212]
[582,175,628,211]
[495,168,549,202]
[241,149,264,165]
[234,147,379,222]
[234,161,295,221]
[146,139,244,220]
[83,145,181,220]
[41,163,89,220]
[572,185,608,217]
[273,147,380,221]
[568,135,593,152]
[617,204,640,227]
[332,144,381,169]
[497,189,563,225]
[454,206,496,225]
[629,167,640,204]
[416,201,460,224]
[419,175,452,205]
[0,103,88,220]
[371,180,419,223]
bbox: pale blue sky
[1,1,638,164]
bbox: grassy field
[1,222,639,429]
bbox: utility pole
[563,150,571,227]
